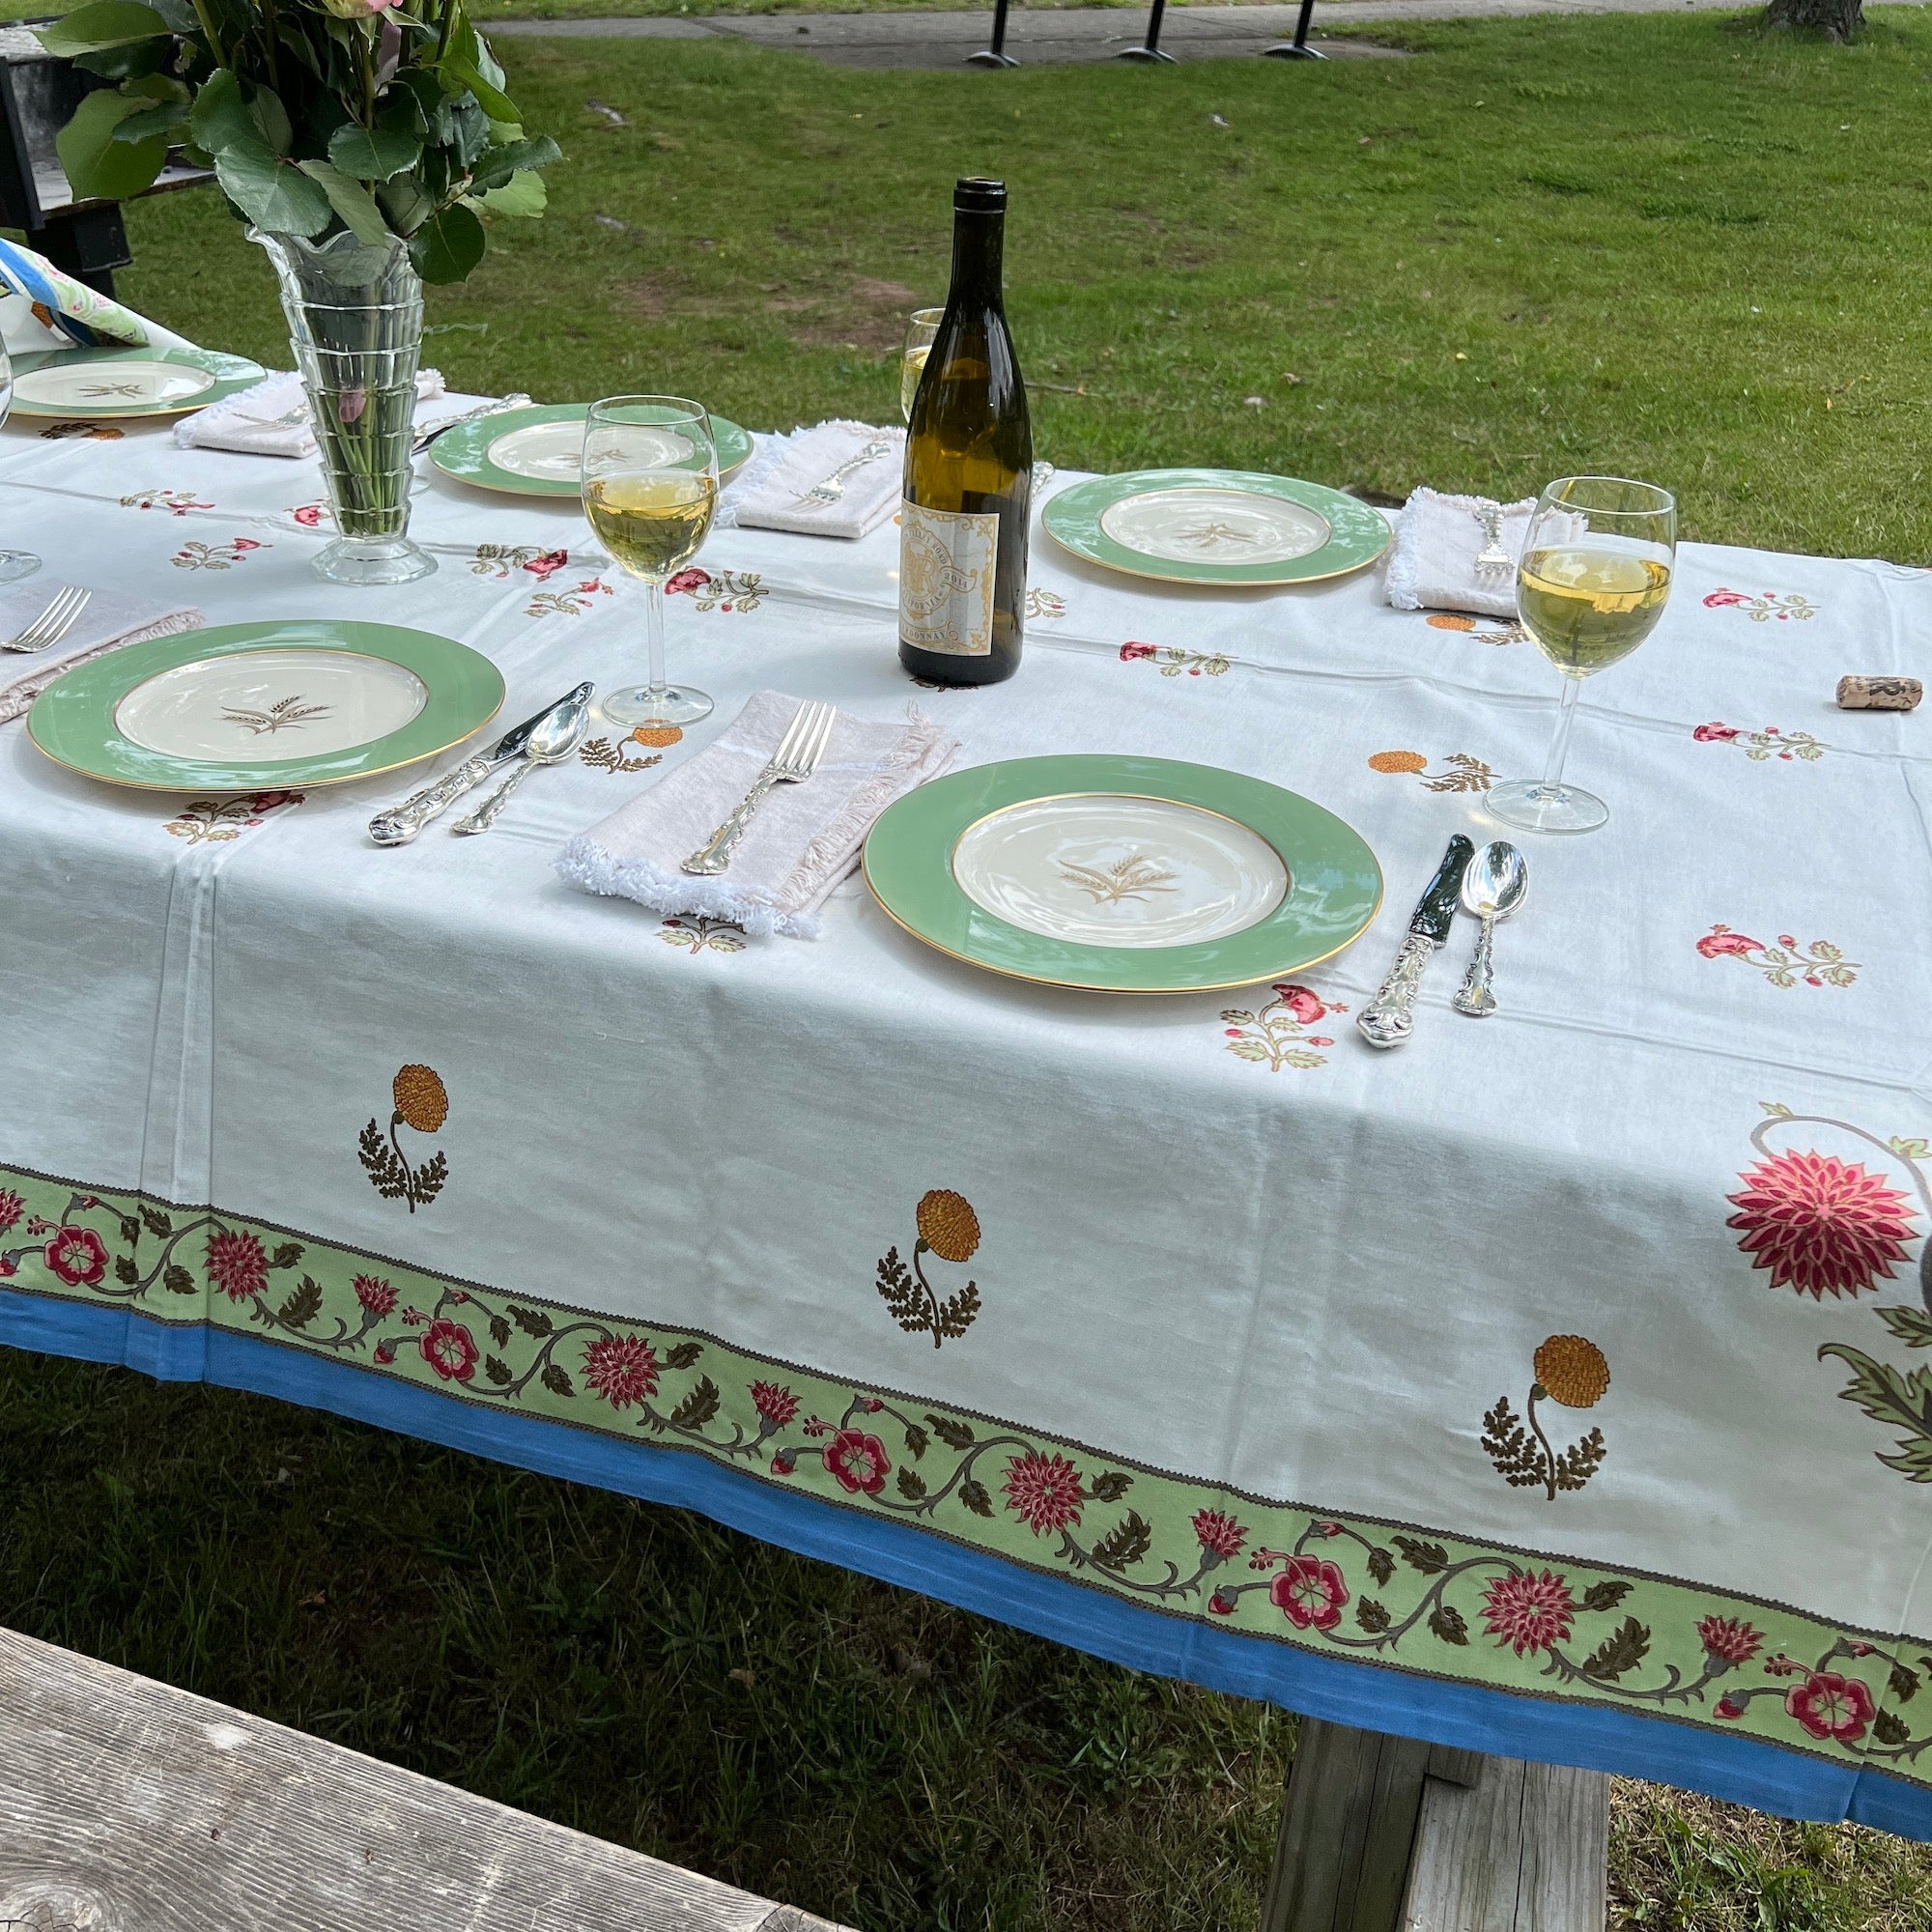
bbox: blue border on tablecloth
[5,1283,1928,1841]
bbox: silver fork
[681,701,836,876]
[2,585,92,654]
[796,439,893,508]
[1472,501,1512,578]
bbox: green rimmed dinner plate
[8,345,266,419]
[27,619,505,794]
[1042,469,1392,587]
[862,754,1382,994]
[429,402,754,497]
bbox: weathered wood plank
[0,1626,852,1932]
[1262,1719,1607,1932]
[1402,1754,1608,1932]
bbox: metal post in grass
[1118,0,1178,62]
[966,0,1019,68]
[1261,0,1326,59]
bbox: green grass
[10,13,1932,1927]
[115,5,1932,560]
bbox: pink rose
[1272,984,1325,1025]
[1693,723,1740,743]
[1120,641,1157,662]
[1697,927,1763,959]
[293,505,325,528]
[665,567,711,596]
[525,550,569,581]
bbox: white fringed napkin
[1386,486,1536,618]
[727,421,903,540]
[557,691,958,938]
[174,368,446,458]
[0,588,205,724]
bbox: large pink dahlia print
[1727,1150,1917,1299]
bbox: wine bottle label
[899,500,998,657]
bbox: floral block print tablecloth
[1,402,1929,1834]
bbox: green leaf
[138,1206,172,1236]
[188,70,249,151]
[409,202,485,284]
[541,1363,575,1399]
[1876,1305,1932,1350]
[1092,1511,1151,1573]
[1820,1343,1932,1480]
[1874,1709,1912,1747]
[468,133,560,194]
[668,1376,721,1432]
[488,1314,511,1348]
[270,1241,302,1271]
[215,136,333,237]
[902,1423,927,1460]
[1890,1137,1931,1161]
[1355,1598,1391,1634]
[276,1275,323,1329]
[1086,1470,1132,1503]
[119,1214,141,1247]
[1760,1100,1793,1118]
[1580,1578,1634,1613]
[161,1264,195,1295]
[295,159,389,246]
[440,28,519,126]
[958,1478,993,1517]
[484,1353,514,1386]
[1366,1547,1394,1586]
[376,173,435,237]
[110,99,187,143]
[928,1414,975,1451]
[1890,1661,1919,1704]
[895,1468,927,1501]
[1578,1615,1651,1683]
[474,170,548,220]
[113,1254,140,1286]
[37,0,170,56]
[328,123,421,183]
[1429,1602,1469,1646]
[1394,1536,1447,1575]
[664,1340,702,1370]
[57,88,170,200]
[510,1304,553,1337]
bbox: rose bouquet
[38,0,560,581]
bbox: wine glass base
[0,550,43,583]
[1485,779,1608,836]
[602,684,713,728]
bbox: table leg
[1259,1719,1608,1932]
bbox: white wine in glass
[581,396,719,728]
[1487,477,1675,836]
[899,306,942,424]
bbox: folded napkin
[0,587,205,724]
[173,367,447,458]
[0,237,195,353]
[1385,486,1536,619]
[558,691,958,938]
[726,420,903,541]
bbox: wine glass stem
[642,576,668,699]
[1540,672,1585,794]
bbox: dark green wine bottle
[898,177,1033,687]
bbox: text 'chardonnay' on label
[898,177,1033,687]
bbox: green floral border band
[2,1156,1927,1790]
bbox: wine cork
[1836,675,1922,711]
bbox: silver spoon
[1452,840,1527,1017]
[450,694,589,835]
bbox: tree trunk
[1765,0,1862,38]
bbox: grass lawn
[7,11,1932,1930]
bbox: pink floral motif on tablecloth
[291,504,328,528]
[1220,982,1343,1071]
[1192,1508,1248,1560]
[667,566,763,613]
[582,1333,660,1408]
[1003,1449,1086,1535]
[1693,723,1826,762]
[163,790,305,846]
[0,1190,22,1236]
[206,1228,270,1302]
[173,537,267,571]
[824,1428,890,1496]
[1120,640,1230,678]
[1698,1615,1764,1665]
[1026,588,1065,621]
[1697,925,1858,988]
[121,488,213,516]
[1727,1148,1916,1298]
[1481,1570,1576,1656]
[421,1318,479,1382]
[1269,1555,1350,1632]
[1785,1670,1877,1742]
[43,1225,107,1289]
[1703,588,1817,622]
[354,1274,397,1317]
[469,544,570,581]
[527,577,614,617]
[751,1380,799,1427]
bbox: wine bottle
[898,177,1033,687]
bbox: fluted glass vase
[252,229,435,586]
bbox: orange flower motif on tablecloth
[630,724,683,748]
[1369,750,1494,792]
[1425,611,1525,646]
[876,1191,982,1347]
[358,1065,450,1212]
[1483,1336,1609,1500]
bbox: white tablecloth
[2,399,1929,1833]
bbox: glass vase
[252,229,435,586]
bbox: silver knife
[412,391,533,453]
[1356,835,1475,1050]
[368,682,594,846]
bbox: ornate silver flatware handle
[1454,913,1499,1018]
[798,439,893,503]
[683,773,781,875]
[1356,932,1438,1049]
[369,754,496,846]
[450,758,539,836]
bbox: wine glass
[899,306,943,423]
[1486,476,1676,836]
[0,341,42,582]
[581,395,718,728]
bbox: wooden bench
[0,1625,849,1932]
